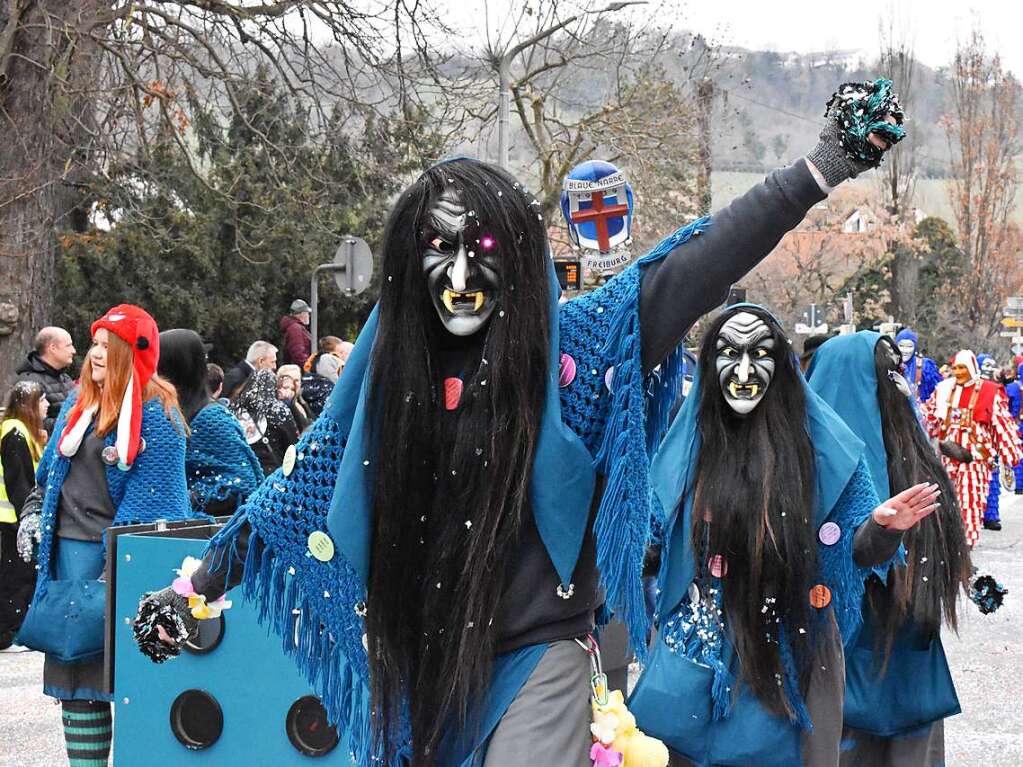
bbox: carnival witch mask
[716,311,776,415]
[979,355,998,381]
[421,188,501,336]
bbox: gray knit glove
[16,511,41,563]
[134,587,200,663]
[807,117,881,187]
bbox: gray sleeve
[852,517,905,568]
[639,159,827,374]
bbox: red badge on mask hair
[444,377,463,411]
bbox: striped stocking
[60,700,112,767]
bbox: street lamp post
[495,1,647,170]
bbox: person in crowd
[1005,363,1023,495]
[207,363,227,404]
[808,332,972,767]
[300,335,346,417]
[229,368,299,475]
[16,326,77,433]
[159,329,264,516]
[976,353,999,382]
[275,364,312,433]
[894,328,942,407]
[15,305,193,767]
[0,381,48,650]
[977,355,1009,530]
[136,80,905,767]
[631,306,935,767]
[923,351,1023,546]
[280,299,313,366]
[799,333,833,373]
[222,340,278,401]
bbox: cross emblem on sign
[570,190,630,253]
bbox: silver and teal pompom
[824,78,905,166]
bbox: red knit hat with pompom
[59,305,160,468]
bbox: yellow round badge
[307,531,335,562]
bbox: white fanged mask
[420,189,501,337]
[715,312,776,416]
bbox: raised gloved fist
[807,78,906,187]
[133,587,199,663]
[16,511,42,563]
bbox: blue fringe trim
[591,218,710,662]
[233,527,409,767]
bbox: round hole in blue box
[286,696,339,757]
[184,615,225,655]
[170,689,223,750]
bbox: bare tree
[475,1,705,230]
[943,28,1022,339]
[0,1,461,384]
[874,12,922,325]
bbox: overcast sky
[456,0,1023,76]
[675,0,1021,73]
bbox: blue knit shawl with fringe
[207,218,708,766]
[649,309,897,730]
[185,402,264,513]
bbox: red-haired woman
[0,380,48,649]
[17,305,194,767]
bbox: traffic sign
[794,323,829,335]
[332,236,374,295]
[999,331,1023,338]
[1001,317,1023,328]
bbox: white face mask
[897,339,915,363]
[420,189,501,337]
[980,358,998,380]
[715,312,776,416]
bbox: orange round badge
[809,585,832,609]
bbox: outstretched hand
[873,482,941,531]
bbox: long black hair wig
[869,337,971,659]
[364,159,550,765]
[157,329,212,423]
[691,306,819,719]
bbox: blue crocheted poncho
[31,392,196,604]
[185,403,263,514]
[206,220,708,766]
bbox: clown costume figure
[134,80,906,767]
[923,351,1023,546]
[894,329,942,406]
[808,333,972,767]
[629,306,938,767]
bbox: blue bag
[17,538,106,662]
[629,634,802,767]
[844,621,960,737]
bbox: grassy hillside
[711,171,1023,226]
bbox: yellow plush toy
[589,690,669,767]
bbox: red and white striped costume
[923,351,1023,545]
